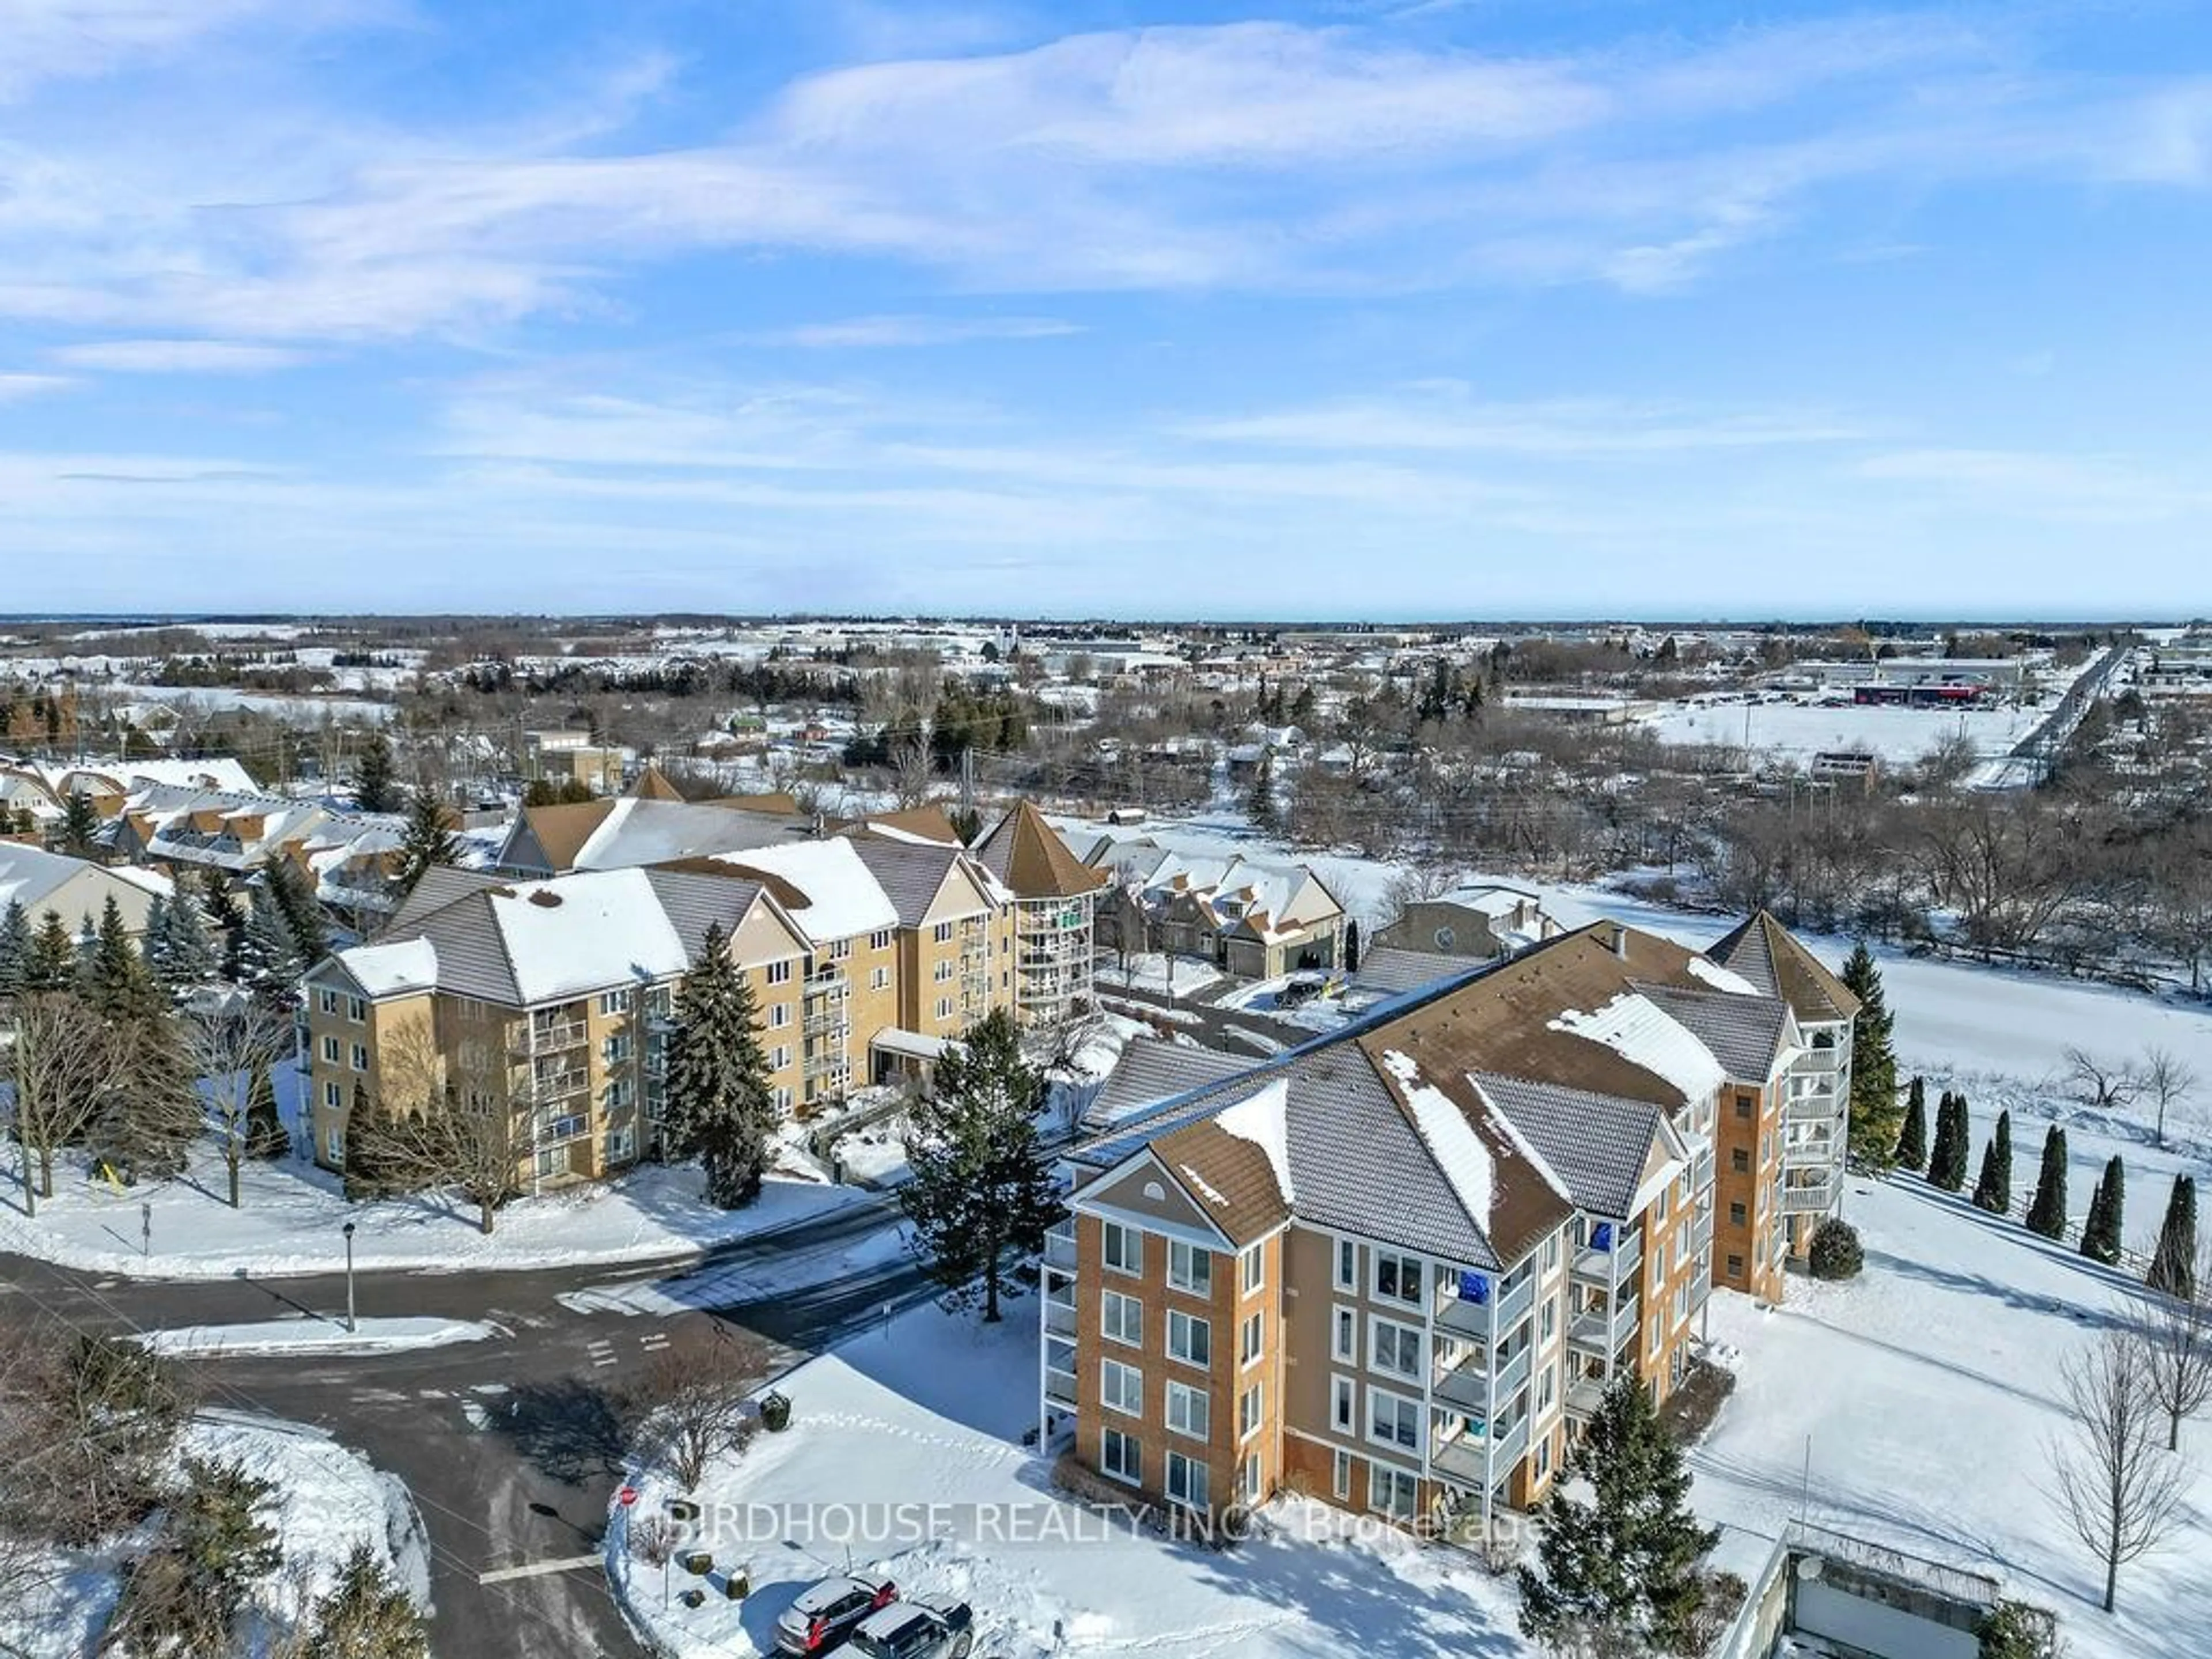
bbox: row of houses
[298,801,1108,1187]
[1043,911,1856,1536]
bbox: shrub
[760,1391,792,1433]
[1807,1219,1864,1281]
[1976,1599,2061,1658]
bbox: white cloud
[0,371,73,401]
[50,339,313,372]
[745,315,1084,348]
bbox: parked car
[849,1599,975,1659]
[774,1574,898,1655]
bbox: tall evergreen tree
[246,1062,291,1160]
[157,892,219,991]
[2081,1156,2127,1265]
[1840,941,1902,1166]
[395,787,460,895]
[301,1543,431,1658]
[238,884,308,1005]
[0,896,28,999]
[1895,1075,1928,1171]
[141,891,173,987]
[1931,1094,1971,1192]
[2149,1175,2198,1300]
[1344,917,1361,973]
[1245,751,1278,831]
[900,1007,1063,1323]
[24,906,76,990]
[2027,1125,2071,1239]
[198,869,245,980]
[1517,1370,1722,1654]
[263,857,327,963]
[661,922,778,1207]
[56,787,101,858]
[81,893,157,1021]
[351,733,401,814]
[1972,1109,2014,1214]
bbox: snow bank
[144,1316,496,1358]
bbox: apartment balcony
[1435,1270,1535,1341]
[532,1069,590,1103]
[1780,1173,1840,1215]
[1044,1366,1078,1411]
[1690,1146,1716,1194]
[1571,1224,1643,1286]
[1797,1047,1846,1075]
[1043,1299,1077,1340]
[1017,902,1091,938]
[1565,1376,1607,1420]
[1433,1342,1533,1415]
[537,1112,590,1146]
[1567,1294,1640,1358]
[1787,1090,1846,1123]
[1784,1130,1842,1168]
[1432,1413,1532,1487]
[803,1051,851,1085]
[513,1018,587,1055]
[803,1005,851,1039]
[1044,1222,1078,1272]
[1692,1208,1715,1252]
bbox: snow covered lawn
[606,1304,1532,1659]
[0,1410,427,1659]
[1694,1176,2212,1657]
[1640,697,2048,766]
[1092,952,1224,998]
[0,1146,863,1281]
[143,1315,496,1357]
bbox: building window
[935,997,953,1022]
[1166,1380,1210,1441]
[1240,1455,1262,1503]
[604,1033,632,1064]
[1732,1148,1751,1173]
[1535,1436,1552,1480]
[1167,1310,1211,1368]
[1103,1221,1142,1277]
[1370,1462,1419,1519]
[318,988,340,1016]
[830,938,850,960]
[771,1045,790,1071]
[1727,1253,1745,1280]
[1100,1428,1140,1485]
[871,967,891,991]
[1102,1289,1143,1346]
[1735,1092,1755,1119]
[769,1003,789,1028]
[1334,1237,1357,1291]
[1165,1449,1208,1509]
[1239,1243,1264,1294]
[1373,1251,1423,1305]
[766,960,792,986]
[1237,1383,1263,1441]
[1538,1362,1556,1412]
[325,1126,343,1162]
[1369,1317,1422,1380]
[1168,1241,1213,1296]
[599,988,633,1016]
[1729,1201,1747,1226]
[323,1081,342,1109]
[347,996,366,1024]
[1366,1389,1421,1452]
[350,1044,368,1073]
[771,1085,793,1113]
[870,929,892,951]
[1332,1306,1355,1363]
[1100,1360,1142,1417]
[321,1035,340,1065]
[934,960,955,982]
[933,921,955,945]
[1240,1311,1264,1368]
[605,1126,635,1161]
[1542,1232,1560,1273]
[1332,1449,1353,1500]
[1540,1300,1556,1344]
[1332,1376,1354,1432]
[606,1077,634,1110]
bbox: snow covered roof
[0,841,169,917]
[707,838,898,943]
[1548,992,1728,1109]
[570,797,803,872]
[342,938,440,998]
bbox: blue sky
[3,0,2210,620]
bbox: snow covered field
[1642,698,2043,766]
[0,1147,861,1280]
[1695,1175,2212,1657]
[607,1305,1532,1659]
[1092,952,1225,998]
[0,1410,427,1659]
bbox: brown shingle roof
[973,801,1105,899]
[1149,1119,1291,1244]
[514,800,616,873]
[1708,910,1862,1022]
[836,804,964,846]
[628,764,684,801]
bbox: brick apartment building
[1041,914,1855,1535]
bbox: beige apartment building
[1046,915,1855,1536]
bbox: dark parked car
[774,1573,898,1655]
[849,1599,975,1659]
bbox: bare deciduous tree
[188,998,294,1210]
[371,1018,529,1234]
[1,992,136,1214]
[2048,1330,2190,1612]
[2063,1048,2142,1114]
[2137,1237,2212,1453]
[622,1327,771,1491]
[2141,1048,2197,1150]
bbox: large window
[1166,1380,1210,1441]
[1240,1311,1264,1369]
[1167,1310,1211,1368]
[1332,1306,1355,1363]
[1168,1241,1213,1296]
[1239,1243,1264,1294]
[1101,1290,1143,1346]
[1374,1251,1424,1305]
[1367,1388,1421,1452]
[1332,1376,1354,1432]
[1103,1221,1142,1277]
[1101,1429,1140,1485]
[1165,1450,1209,1509]
[1369,1463,1420,1520]
[1369,1317,1422,1380]
[1100,1360,1142,1417]
[1238,1383,1264,1441]
[1334,1237,1357,1291]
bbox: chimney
[1609,922,1627,959]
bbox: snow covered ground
[605,1303,1532,1659]
[1641,698,2044,766]
[0,1410,427,1659]
[143,1315,496,1357]
[1695,1175,2212,1657]
[0,1145,862,1281]
[1092,952,1225,998]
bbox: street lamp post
[342,1221,357,1334]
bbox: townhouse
[1085,836,1349,981]
[1045,915,1855,1536]
[0,842,173,939]
[1372,881,1562,961]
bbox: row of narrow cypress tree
[1893,1073,2197,1294]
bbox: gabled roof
[839,804,964,846]
[1352,946,1482,997]
[1085,1036,1251,1130]
[843,838,1002,926]
[1707,910,1862,1023]
[974,802,1105,899]
[707,837,900,942]
[1150,1109,1293,1245]
[1471,1074,1675,1221]
[628,764,685,801]
[1634,983,1795,1084]
[383,865,507,937]
[501,799,615,873]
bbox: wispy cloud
[0,371,73,401]
[744,315,1083,348]
[49,339,314,372]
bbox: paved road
[0,1195,934,1659]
